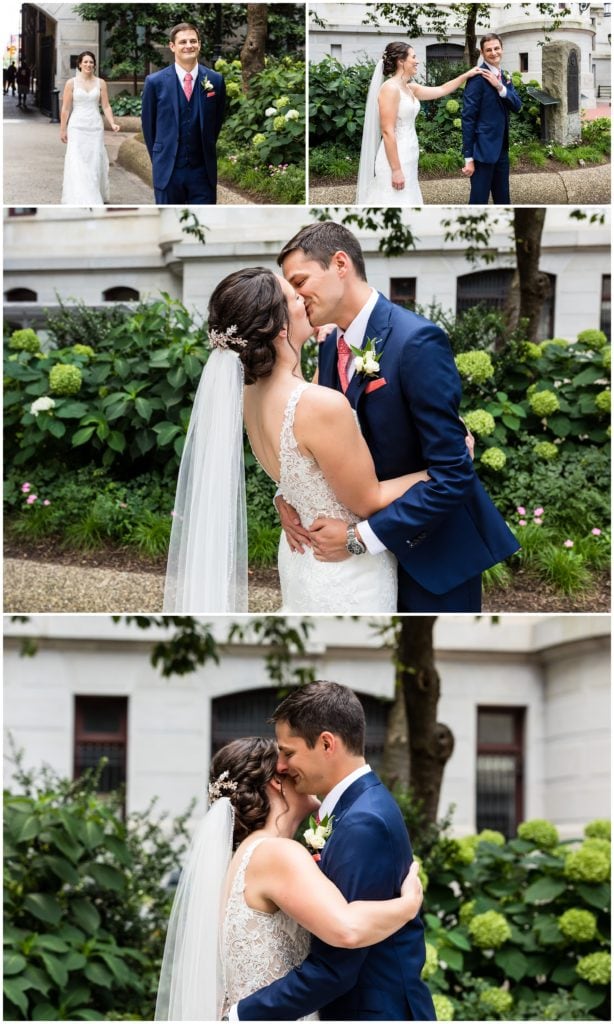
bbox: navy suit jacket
[318,296,519,600]
[238,772,435,1021]
[141,63,225,190]
[462,65,521,163]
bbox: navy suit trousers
[469,151,511,204]
[155,163,216,205]
[399,571,482,612]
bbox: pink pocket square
[206,91,216,98]
[365,377,387,394]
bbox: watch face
[347,534,366,555]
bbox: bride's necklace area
[394,73,414,96]
[76,71,96,93]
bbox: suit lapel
[166,64,180,126]
[320,771,381,871]
[346,293,393,408]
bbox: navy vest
[175,73,205,169]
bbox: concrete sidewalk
[3,92,251,205]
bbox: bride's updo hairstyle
[209,737,282,849]
[76,51,97,71]
[382,42,411,77]
[207,268,289,385]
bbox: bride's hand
[314,324,336,343]
[391,168,405,192]
[401,861,423,919]
[275,495,312,554]
[466,66,483,79]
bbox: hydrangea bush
[421,818,611,1020]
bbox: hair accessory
[208,770,238,803]
[208,325,248,350]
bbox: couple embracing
[156,680,436,1021]
[164,221,519,615]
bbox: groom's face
[275,720,328,796]
[481,38,503,68]
[282,250,346,328]
[170,30,201,67]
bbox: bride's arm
[296,386,428,519]
[99,79,120,132]
[410,66,482,100]
[378,83,405,189]
[252,839,423,949]
[59,79,73,143]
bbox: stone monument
[542,41,582,146]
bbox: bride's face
[277,275,313,348]
[401,48,419,78]
[79,55,96,75]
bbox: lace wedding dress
[364,89,423,204]
[275,383,398,612]
[61,80,110,205]
[220,838,319,1020]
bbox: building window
[5,288,37,302]
[426,42,465,73]
[601,274,611,340]
[330,44,342,60]
[103,286,140,302]
[390,277,416,309]
[8,208,37,217]
[74,696,128,793]
[519,52,529,72]
[211,689,389,770]
[457,269,555,339]
[476,707,525,838]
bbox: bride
[356,41,482,204]
[60,50,120,205]
[163,267,430,613]
[155,737,424,1020]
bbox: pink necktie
[337,334,352,393]
[183,72,193,101]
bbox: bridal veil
[356,58,385,203]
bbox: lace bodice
[220,838,316,1019]
[394,88,420,142]
[70,82,103,129]
[279,383,358,527]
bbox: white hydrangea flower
[285,108,300,120]
[265,106,277,117]
[30,396,56,416]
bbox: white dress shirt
[336,287,379,383]
[317,763,373,822]
[174,62,199,88]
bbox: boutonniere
[201,76,214,93]
[303,814,334,862]
[502,70,512,85]
[350,336,384,379]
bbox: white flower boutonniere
[351,336,383,379]
[303,814,334,862]
[201,76,214,93]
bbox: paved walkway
[3,92,250,205]
[3,558,280,612]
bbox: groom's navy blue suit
[141,63,225,205]
[238,771,435,1021]
[318,295,519,612]
[462,65,521,204]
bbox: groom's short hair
[480,32,503,50]
[170,22,200,43]
[278,222,367,282]
[271,681,366,756]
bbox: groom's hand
[481,68,504,93]
[309,518,352,562]
[461,159,475,177]
[275,495,311,554]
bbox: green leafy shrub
[110,92,143,116]
[3,750,194,1020]
[309,57,374,152]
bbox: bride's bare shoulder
[297,382,351,417]
[250,836,313,871]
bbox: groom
[276,221,519,612]
[461,32,521,204]
[234,680,435,1021]
[141,22,226,205]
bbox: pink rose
[591,528,602,536]
[534,517,543,526]
[533,507,544,516]
[516,506,526,515]
[21,482,31,493]
[518,519,527,526]
[563,539,574,548]
[43,499,51,506]
[26,494,38,504]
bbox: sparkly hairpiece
[208,769,238,804]
[208,325,248,350]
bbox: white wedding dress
[61,80,110,205]
[220,838,319,1020]
[274,383,397,612]
[363,89,423,204]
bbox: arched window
[457,269,556,339]
[211,688,390,770]
[103,286,139,302]
[426,42,465,74]
[5,287,37,302]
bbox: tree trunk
[506,208,549,339]
[398,617,455,822]
[465,7,479,66]
[380,681,410,789]
[241,4,268,94]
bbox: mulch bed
[4,538,609,613]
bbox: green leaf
[22,963,52,996]
[534,918,563,945]
[103,834,133,867]
[4,951,27,975]
[46,418,67,439]
[551,962,580,985]
[84,961,113,987]
[524,876,567,903]
[573,982,607,1010]
[107,430,126,453]
[16,814,40,843]
[547,414,573,437]
[71,425,96,446]
[88,862,125,892]
[55,401,89,419]
[32,934,69,954]
[494,948,528,981]
[50,828,83,864]
[23,893,62,927]
[64,951,87,971]
[424,913,442,931]
[573,366,603,386]
[441,946,463,971]
[4,978,30,1015]
[71,898,101,934]
[167,365,187,388]
[445,928,472,951]
[98,951,132,984]
[39,951,68,989]
[81,818,105,849]
[63,985,91,1011]
[576,881,610,910]
[153,421,182,446]
[43,855,80,886]
[501,413,520,430]
[31,1002,59,1020]
[134,396,153,421]
[72,1010,106,1020]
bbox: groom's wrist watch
[346,525,367,555]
